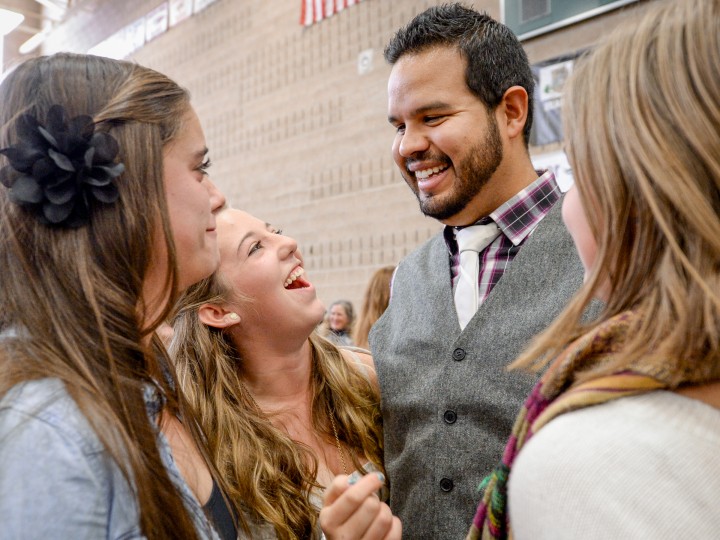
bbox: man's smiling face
[388,46,504,225]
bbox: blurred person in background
[353,266,395,350]
[322,299,355,347]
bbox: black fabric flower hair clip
[0,104,125,228]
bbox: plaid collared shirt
[445,170,561,307]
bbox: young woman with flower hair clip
[468,1,720,538]
[170,208,399,540]
[0,53,234,539]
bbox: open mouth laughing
[284,266,311,290]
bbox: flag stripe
[300,0,364,26]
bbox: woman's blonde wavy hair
[0,53,218,539]
[171,273,385,539]
[512,0,720,385]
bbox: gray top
[371,199,594,539]
[0,377,220,539]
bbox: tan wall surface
[35,0,663,309]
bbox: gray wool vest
[370,199,588,540]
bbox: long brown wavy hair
[171,273,385,539]
[353,266,395,349]
[511,0,720,386]
[0,53,215,539]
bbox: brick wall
[35,0,665,309]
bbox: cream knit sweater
[509,391,720,539]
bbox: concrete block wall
[35,0,665,309]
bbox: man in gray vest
[370,4,588,538]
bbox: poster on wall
[169,0,193,27]
[538,60,574,109]
[529,51,584,147]
[145,3,169,42]
[88,0,211,60]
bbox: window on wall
[503,0,641,40]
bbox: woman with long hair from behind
[0,53,234,539]
[171,208,398,539]
[468,1,720,538]
[353,266,395,350]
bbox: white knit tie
[453,223,501,330]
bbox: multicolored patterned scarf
[466,311,666,540]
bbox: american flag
[300,0,365,26]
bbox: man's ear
[498,85,529,141]
[198,303,241,329]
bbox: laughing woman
[170,208,395,540]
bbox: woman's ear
[198,303,241,329]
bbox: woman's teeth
[284,267,305,288]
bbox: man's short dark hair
[384,3,535,145]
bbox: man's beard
[411,116,503,221]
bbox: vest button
[452,348,466,361]
[443,410,457,424]
[439,478,454,492]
